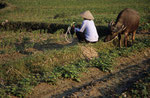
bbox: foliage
[1,35,150,97]
[139,23,150,31]
[1,0,150,25]
[15,36,34,54]
[119,72,150,98]
[0,0,150,97]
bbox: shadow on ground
[0,2,7,9]
[1,21,110,54]
[50,58,150,97]
[0,21,109,36]
[33,40,78,51]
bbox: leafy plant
[0,28,150,97]
[15,37,34,54]
[119,72,150,98]
[139,23,150,31]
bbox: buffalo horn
[121,25,126,31]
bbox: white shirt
[75,20,99,42]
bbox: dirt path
[29,48,150,98]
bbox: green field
[0,0,150,97]
[1,0,150,25]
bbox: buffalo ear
[110,20,115,26]
[108,20,115,29]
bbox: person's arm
[75,21,86,32]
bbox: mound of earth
[80,45,98,60]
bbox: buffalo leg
[132,30,136,44]
[124,32,129,47]
[118,33,121,47]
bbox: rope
[65,26,73,43]
[104,36,118,43]
[65,22,76,43]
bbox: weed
[52,60,88,82]
[139,23,150,32]
[0,0,150,26]
[0,36,150,97]
[0,50,5,54]
[54,29,65,42]
[119,72,150,98]
[15,36,34,54]
[0,0,150,96]
[90,54,113,72]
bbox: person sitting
[74,10,99,43]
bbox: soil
[29,42,150,97]
[80,45,99,60]
[0,52,25,64]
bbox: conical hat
[80,10,94,20]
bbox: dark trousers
[76,31,86,42]
[76,31,97,43]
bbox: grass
[119,71,150,98]
[0,30,150,97]
[0,0,150,25]
[0,0,150,97]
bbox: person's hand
[72,24,75,28]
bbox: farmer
[73,10,99,43]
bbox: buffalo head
[104,21,126,42]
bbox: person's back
[82,20,98,42]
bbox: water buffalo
[104,8,140,47]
